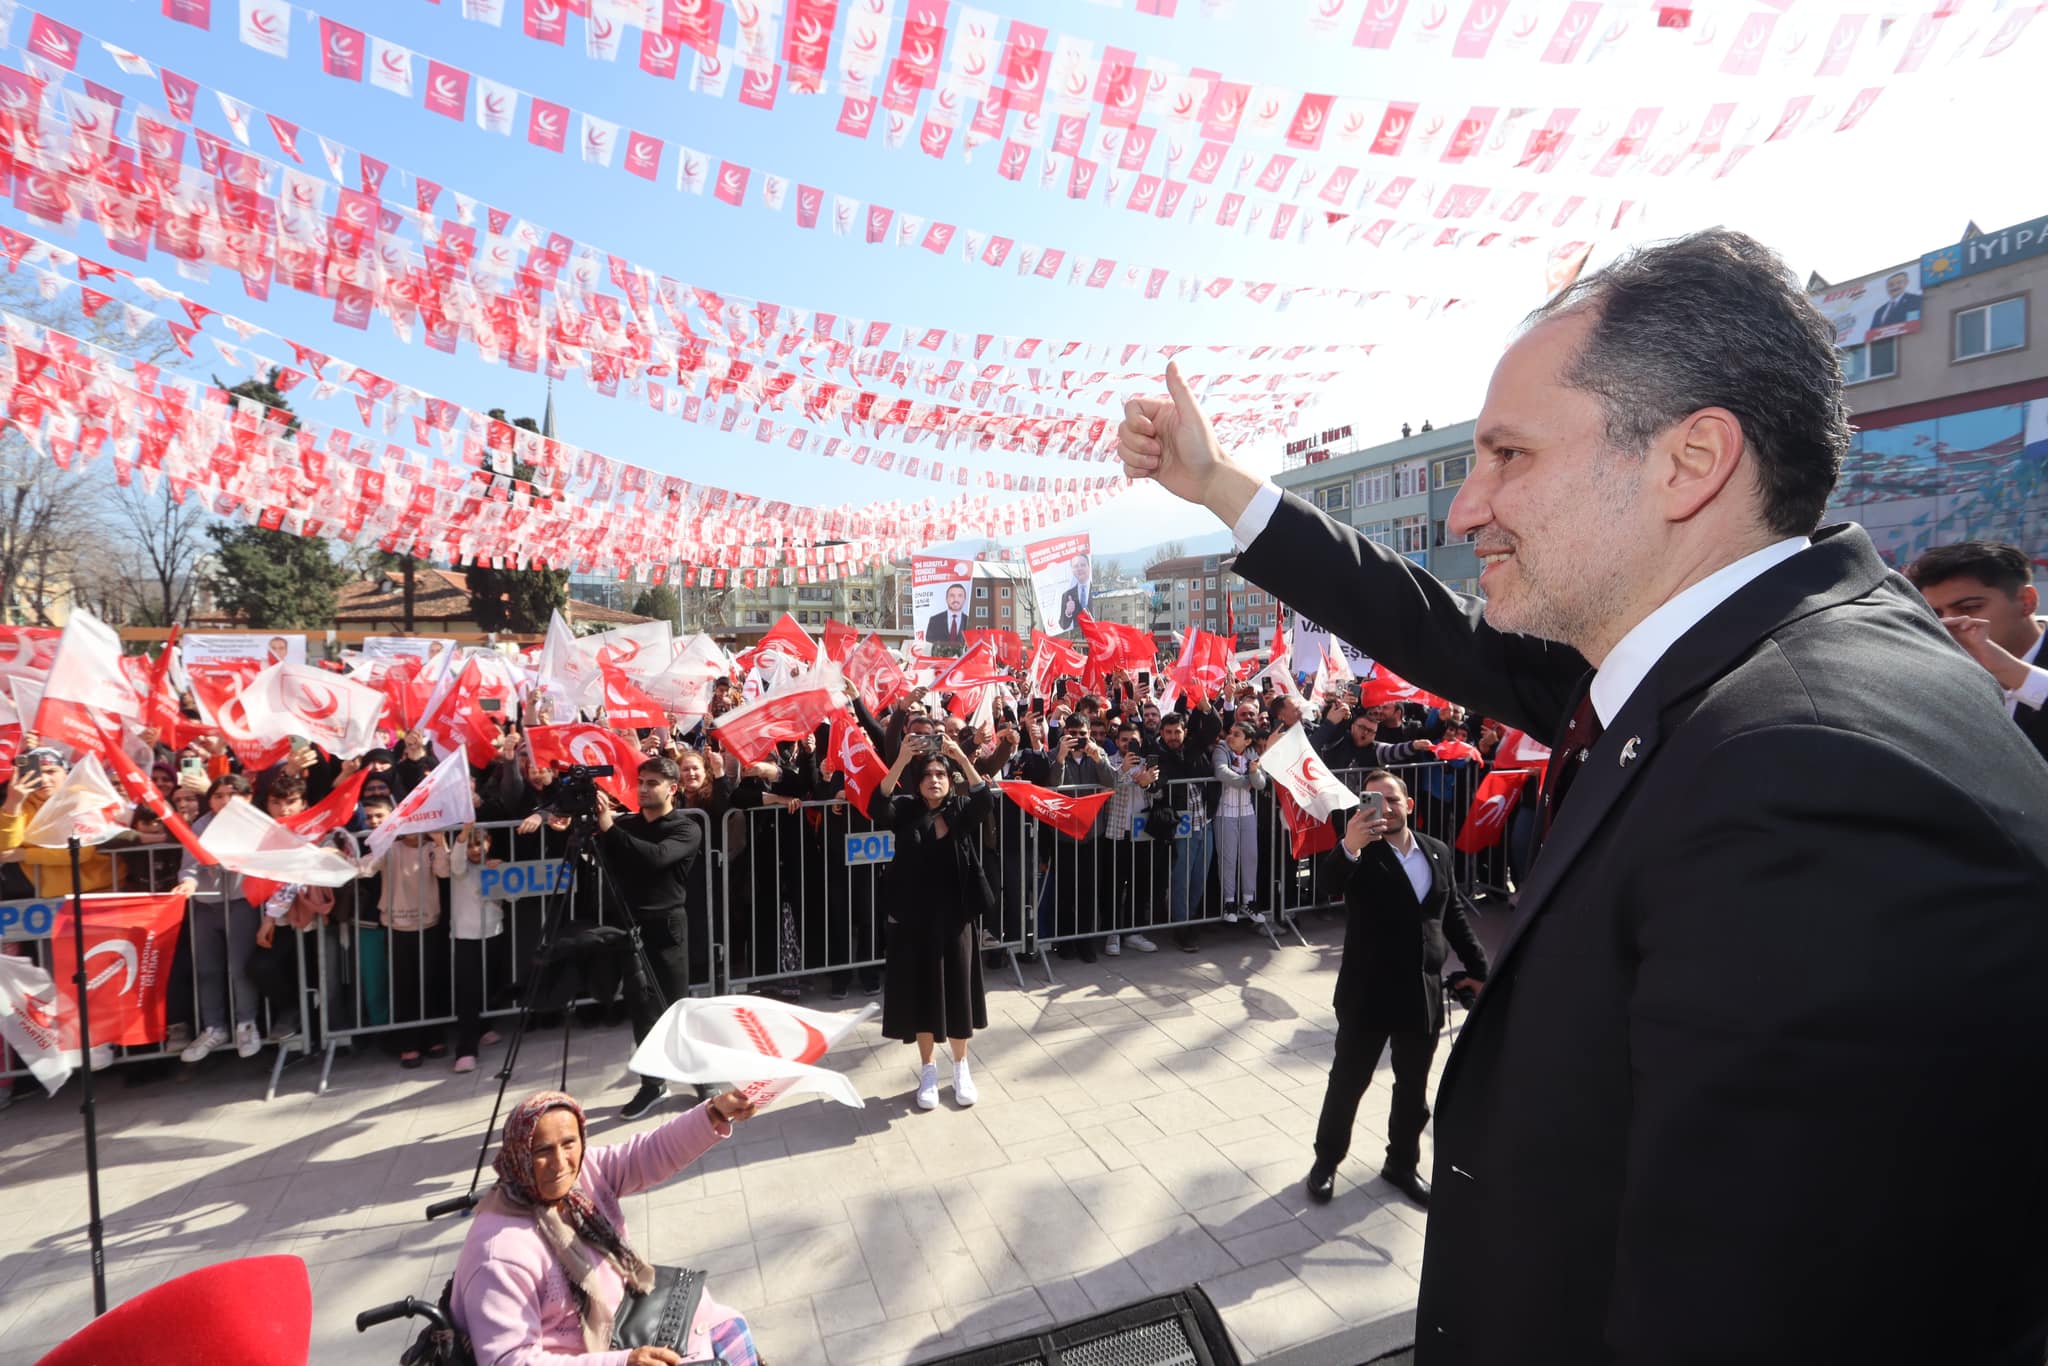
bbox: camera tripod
[424,808,684,1221]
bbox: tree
[0,276,180,624]
[201,374,350,628]
[631,584,681,627]
[107,477,210,625]
[460,410,567,633]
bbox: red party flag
[1000,781,1112,841]
[822,711,887,817]
[1456,768,1532,853]
[525,723,642,811]
[711,678,841,765]
[598,663,666,729]
[821,619,858,666]
[44,893,188,1047]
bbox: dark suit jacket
[925,609,967,649]
[1871,292,1922,328]
[1234,491,2048,1365]
[1325,830,1488,1036]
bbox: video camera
[543,761,616,819]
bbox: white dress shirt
[2006,620,2047,717]
[1340,827,1434,902]
[1588,536,1810,725]
[1231,476,1812,729]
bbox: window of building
[1434,520,1473,548]
[999,586,1010,598]
[1208,597,1218,611]
[974,585,989,599]
[1355,471,1390,506]
[974,605,989,620]
[1432,454,1471,487]
[1358,518,1394,548]
[1394,459,1429,499]
[1841,337,1898,384]
[1205,575,1217,590]
[1314,482,1349,512]
[1954,297,2026,360]
[1203,556,1219,571]
[1395,514,1429,554]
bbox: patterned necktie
[1540,690,1602,841]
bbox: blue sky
[15,0,2048,554]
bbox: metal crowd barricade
[316,808,718,1092]
[718,794,1031,999]
[1025,774,1299,978]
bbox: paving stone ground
[0,906,1504,1364]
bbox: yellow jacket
[0,792,116,897]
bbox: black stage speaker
[919,1287,1240,1366]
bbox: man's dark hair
[1532,227,1850,538]
[267,773,307,804]
[1159,713,1186,728]
[639,756,681,783]
[1903,541,2033,596]
[360,792,395,812]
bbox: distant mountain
[1091,528,1234,575]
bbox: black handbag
[611,1264,707,1353]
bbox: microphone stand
[68,837,108,1316]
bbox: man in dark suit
[1310,769,1486,1209]
[924,582,968,650]
[1869,269,1923,329]
[1905,540,2048,764]
[1119,229,2048,1363]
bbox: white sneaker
[914,1063,940,1111]
[1247,910,1270,926]
[1124,934,1159,953]
[164,1023,192,1052]
[234,1021,262,1058]
[953,1058,977,1107]
[1221,902,1239,924]
[180,1026,230,1063]
[1103,935,1122,957]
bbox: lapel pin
[1619,736,1640,766]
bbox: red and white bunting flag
[525,723,641,810]
[318,16,366,80]
[35,608,139,753]
[369,36,415,96]
[21,753,129,848]
[236,662,387,758]
[599,663,666,729]
[200,797,361,887]
[1000,781,1112,841]
[238,0,292,58]
[845,633,909,714]
[367,748,476,858]
[628,995,876,1110]
[1455,767,1531,853]
[711,668,843,765]
[822,711,887,817]
[425,60,469,119]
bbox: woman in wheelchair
[452,1088,756,1365]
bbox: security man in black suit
[1119,228,2048,1364]
[1905,540,2048,765]
[1309,769,1486,1210]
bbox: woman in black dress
[877,733,994,1110]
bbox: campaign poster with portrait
[1810,263,1924,348]
[1026,533,1091,635]
[180,632,307,671]
[912,554,975,656]
[361,636,458,675]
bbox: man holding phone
[1309,770,1486,1211]
[1047,723,1114,961]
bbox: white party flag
[0,954,71,1095]
[22,753,129,848]
[198,798,360,887]
[630,996,877,1109]
[1262,722,1361,822]
[366,749,475,859]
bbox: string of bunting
[0,301,1134,579]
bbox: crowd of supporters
[0,644,1527,1109]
